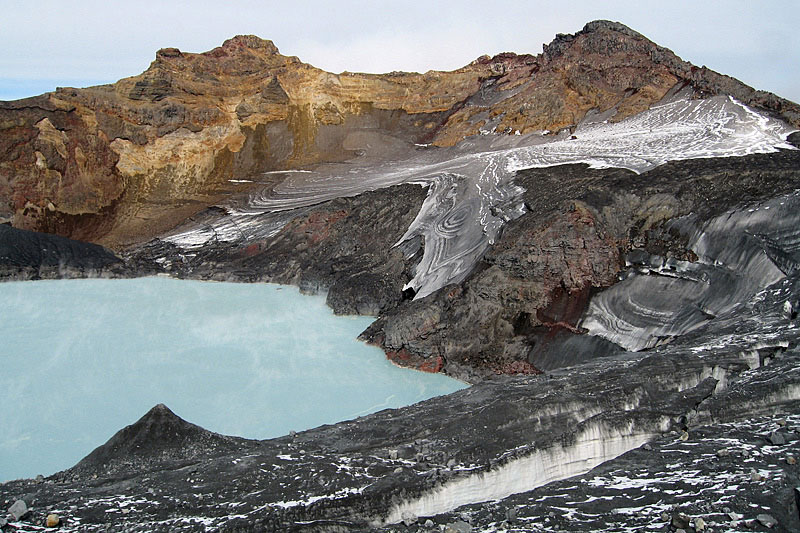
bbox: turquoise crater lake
[0,277,465,481]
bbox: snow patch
[380,418,669,525]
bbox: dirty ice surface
[581,190,800,351]
[0,278,465,481]
[165,95,796,299]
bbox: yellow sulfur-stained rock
[0,22,797,248]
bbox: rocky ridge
[1,21,798,248]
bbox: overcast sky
[1,0,798,104]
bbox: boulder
[46,513,60,527]
[768,431,786,445]
[444,521,472,533]
[8,499,28,520]
[756,514,777,528]
[671,511,690,529]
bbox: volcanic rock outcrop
[1,21,797,248]
[1,19,800,532]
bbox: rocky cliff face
[1,21,798,249]
[362,148,800,377]
[0,34,482,247]
[2,20,800,532]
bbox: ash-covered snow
[380,419,666,526]
[163,95,795,299]
[389,415,800,533]
[582,190,800,351]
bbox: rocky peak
[155,47,183,59]
[470,51,538,77]
[80,403,204,461]
[582,19,646,38]
[221,34,280,54]
[151,35,281,66]
[68,403,249,477]
[543,19,661,63]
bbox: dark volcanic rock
[116,149,800,380]
[409,413,800,532]
[128,182,427,316]
[68,404,258,479]
[0,223,122,279]
[1,276,798,530]
[241,184,427,316]
[361,149,800,378]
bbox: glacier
[163,95,796,299]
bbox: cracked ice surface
[165,95,796,299]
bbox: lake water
[0,277,465,481]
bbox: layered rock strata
[1,21,798,249]
[0,224,121,279]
